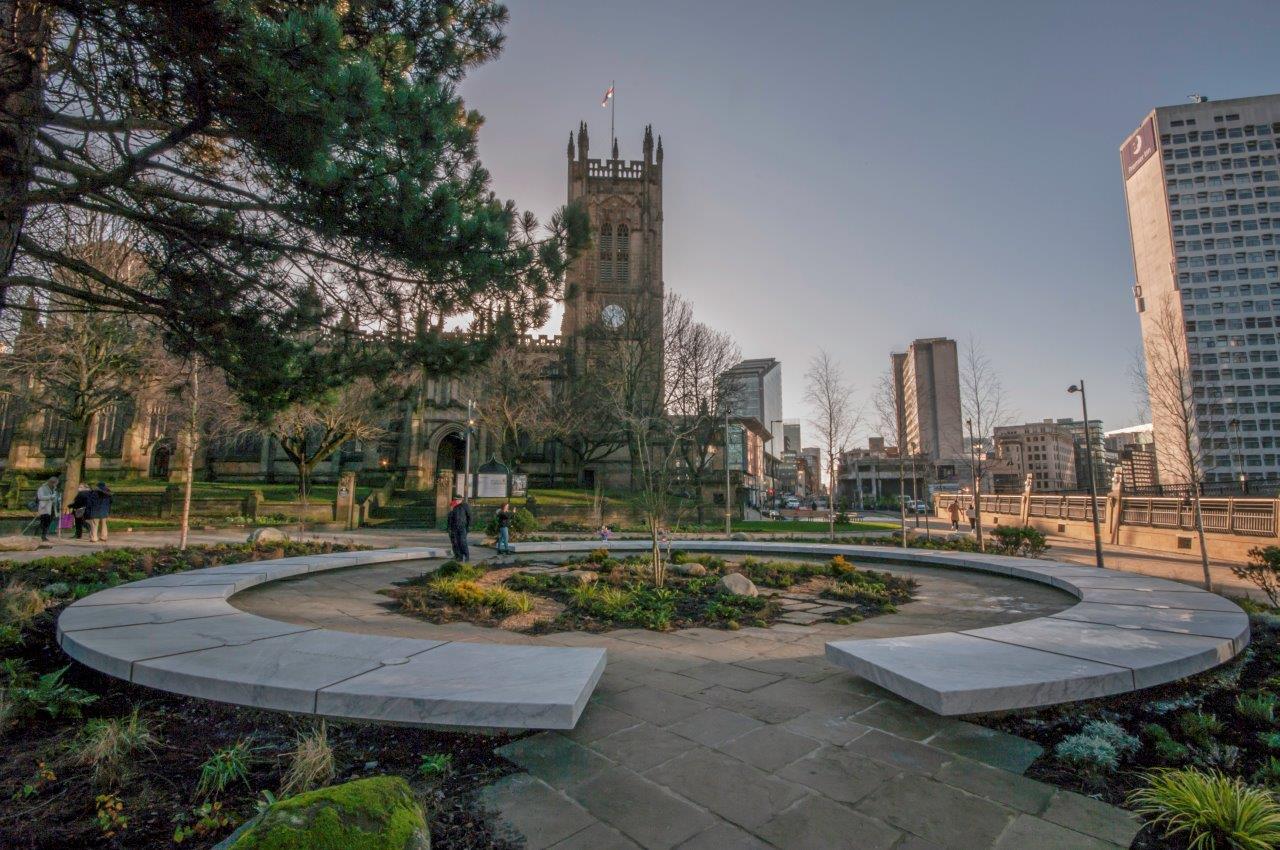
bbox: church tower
[560,123,664,341]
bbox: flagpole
[610,79,615,154]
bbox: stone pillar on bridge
[1018,474,1033,526]
[1107,468,1125,544]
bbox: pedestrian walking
[948,500,961,531]
[967,503,976,531]
[88,481,112,542]
[35,476,59,542]
[68,483,93,540]
[494,502,513,556]
[447,497,472,562]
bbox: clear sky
[458,0,1280,444]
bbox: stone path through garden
[231,553,1143,850]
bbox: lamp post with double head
[1068,381,1105,569]
[724,407,733,537]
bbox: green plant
[1252,757,1280,789]
[1080,719,1141,756]
[0,581,51,627]
[0,624,21,650]
[1054,733,1120,777]
[1259,731,1280,751]
[1144,723,1192,764]
[418,752,452,779]
[989,525,1049,557]
[1235,692,1278,726]
[95,793,128,838]
[1179,711,1226,748]
[433,560,485,581]
[6,665,97,721]
[1128,768,1280,850]
[10,760,55,800]
[279,721,334,797]
[1237,547,1280,607]
[483,506,539,537]
[197,739,254,798]
[75,709,157,786]
[172,800,234,844]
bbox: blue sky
[458,0,1280,443]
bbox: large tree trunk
[62,415,89,501]
[0,1,51,297]
[179,360,198,550]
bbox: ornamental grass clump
[279,722,334,797]
[1128,768,1280,850]
[1235,692,1278,726]
[74,710,157,787]
[1179,711,1227,748]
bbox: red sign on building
[1121,116,1157,180]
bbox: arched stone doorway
[149,441,172,479]
[436,433,466,476]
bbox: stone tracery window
[598,223,613,283]
[615,224,629,285]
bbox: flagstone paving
[233,553,1143,849]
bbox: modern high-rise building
[992,420,1078,493]
[1122,94,1280,485]
[891,338,964,462]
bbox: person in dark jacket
[446,498,472,562]
[88,481,112,543]
[67,483,93,540]
[494,502,513,556]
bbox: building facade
[1056,418,1115,494]
[892,338,963,462]
[992,420,1078,492]
[1122,93,1280,486]
[0,125,668,492]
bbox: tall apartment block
[1122,94,1280,484]
[891,338,964,461]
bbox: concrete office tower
[1122,94,1280,485]
[892,338,964,461]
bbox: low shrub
[1144,723,1192,764]
[1128,768,1280,850]
[1054,733,1121,777]
[1080,720,1141,757]
[74,710,157,786]
[0,581,51,628]
[427,578,532,617]
[990,525,1049,558]
[483,507,539,537]
[1236,692,1278,726]
[1253,756,1280,789]
[418,753,452,779]
[4,665,97,723]
[279,722,334,797]
[1236,546,1280,607]
[1179,711,1226,748]
[433,560,485,581]
[737,557,826,589]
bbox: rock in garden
[248,526,288,545]
[730,532,748,541]
[223,775,430,850]
[564,570,599,585]
[716,572,758,597]
[671,562,707,577]
[0,535,39,552]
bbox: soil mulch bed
[967,612,1280,850]
[0,614,524,849]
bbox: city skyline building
[891,338,964,463]
[1122,93,1280,487]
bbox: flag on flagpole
[601,84,614,107]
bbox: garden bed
[0,544,521,849]
[969,605,1280,849]
[385,551,917,634]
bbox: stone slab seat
[506,539,1250,716]
[56,547,605,730]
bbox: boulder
[248,526,288,545]
[730,532,749,541]
[715,572,758,597]
[670,562,707,577]
[563,570,599,585]
[0,535,39,552]
[223,775,430,850]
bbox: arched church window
[598,223,613,282]
[615,224,629,285]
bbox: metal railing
[937,492,1279,538]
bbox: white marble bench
[514,540,1250,716]
[56,547,605,730]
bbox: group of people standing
[444,497,515,562]
[34,476,113,543]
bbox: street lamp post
[1068,381,1105,569]
[724,407,733,536]
[1229,417,1247,494]
[463,399,475,499]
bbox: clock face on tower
[602,303,626,329]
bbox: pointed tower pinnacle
[577,121,589,160]
[643,124,654,164]
[567,132,575,160]
[656,135,664,165]
[611,136,619,161]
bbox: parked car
[784,497,800,509]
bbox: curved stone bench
[510,540,1250,716]
[56,547,606,730]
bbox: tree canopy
[0,0,587,411]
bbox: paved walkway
[232,552,1141,850]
